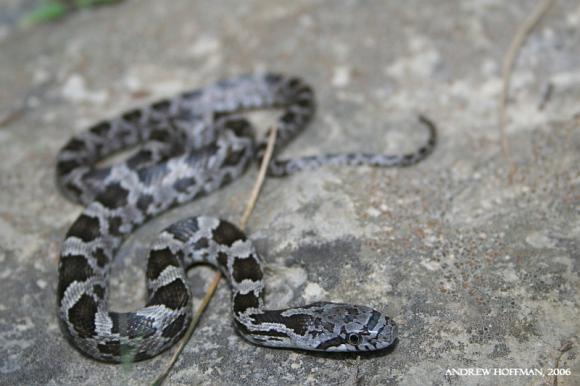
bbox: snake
[56,73,436,363]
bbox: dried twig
[499,0,555,182]
[240,128,278,230]
[151,125,278,385]
[0,108,25,128]
[553,340,573,386]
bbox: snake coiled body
[56,73,436,362]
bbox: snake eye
[347,334,361,345]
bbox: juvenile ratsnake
[56,73,436,362]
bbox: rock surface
[0,1,579,385]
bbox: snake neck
[233,309,314,348]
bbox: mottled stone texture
[0,1,579,385]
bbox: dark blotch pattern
[58,254,94,301]
[68,294,98,338]
[219,173,232,188]
[194,237,209,250]
[149,128,172,143]
[232,256,262,283]
[282,314,310,335]
[97,182,129,209]
[233,292,260,315]
[90,121,111,137]
[63,138,88,153]
[295,97,312,109]
[216,251,228,268]
[225,119,251,137]
[223,149,246,167]
[66,214,101,242]
[147,247,181,280]
[93,285,105,299]
[93,248,109,267]
[136,194,154,213]
[122,109,142,123]
[281,111,296,124]
[147,279,189,310]
[251,311,309,335]
[57,159,81,177]
[64,181,83,199]
[97,342,121,357]
[108,216,124,237]
[288,78,301,89]
[162,314,187,338]
[126,149,153,170]
[152,99,171,113]
[213,221,246,247]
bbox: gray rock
[0,0,578,385]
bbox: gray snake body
[56,73,436,362]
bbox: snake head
[239,302,397,353]
[306,302,398,352]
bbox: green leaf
[21,2,69,26]
[76,0,121,8]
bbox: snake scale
[56,73,436,362]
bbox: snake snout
[373,315,398,350]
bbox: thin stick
[151,125,279,385]
[499,0,555,181]
[240,127,278,230]
[0,108,25,128]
